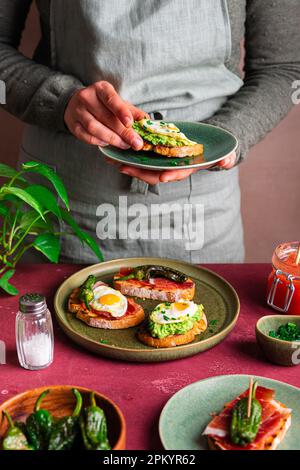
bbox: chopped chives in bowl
[269,322,300,342]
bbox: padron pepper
[230,381,262,446]
[2,411,33,450]
[119,265,188,283]
[48,388,83,450]
[79,275,96,310]
[25,389,53,450]
[80,392,111,450]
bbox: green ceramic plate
[100,122,238,171]
[54,257,240,362]
[159,374,300,450]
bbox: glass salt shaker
[16,293,54,370]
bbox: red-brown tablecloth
[0,263,299,450]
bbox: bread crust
[68,287,145,329]
[140,142,204,158]
[207,436,221,451]
[113,278,195,302]
[137,315,207,348]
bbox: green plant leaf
[0,164,26,182]
[22,162,69,210]
[2,194,21,204]
[1,187,45,221]
[32,233,60,263]
[19,210,53,234]
[0,201,9,217]
[0,270,19,296]
[60,208,104,262]
[26,184,60,218]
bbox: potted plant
[0,161,103,295]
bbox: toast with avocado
[137,300,207,348]
[133,119,204,158]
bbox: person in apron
[19,0,244,264]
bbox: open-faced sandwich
[68,275,144,329]
[113,265,195,302]
[133,119,204,158]
[203,380,292,450]
[137,300,207,348]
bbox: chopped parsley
[269,322,300,342]
[100,339,109,345]
[163,315,170,322]
[208,320,218,335]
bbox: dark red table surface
[0,263,299,450]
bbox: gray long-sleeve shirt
[0,0,299,160]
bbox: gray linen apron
[19,0,244,264]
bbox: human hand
[105,152,237,185]
[64,81,147,150]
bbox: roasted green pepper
[2,411,33,450]
[79,275,96,310]
[25,389,53,450]
[118,265,188,283]
[80,392,111,450]
[230,382,262,446]
[48,388,83,450]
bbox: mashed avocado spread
[148,305,204,339]
[133,120,195,147]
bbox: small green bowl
[256,315,300,366]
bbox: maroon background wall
[1,4,300,262]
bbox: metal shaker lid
[19,293,47,314]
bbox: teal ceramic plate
[159,375,300,450]
[54,257,240,363]
[100,122,238,171]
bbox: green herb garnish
[269,322,300,342]
[210,320,218,326]
[100,340,109,345]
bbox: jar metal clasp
[267,269,295,313]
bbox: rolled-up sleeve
[0,0,83,132]
[205,0,300,161]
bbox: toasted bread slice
[113,277,195,302]
[137,314,207,348]
[68,287,144,329]
[207,414,291,451]
[141,142,204,158]
[141,142,154,152]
